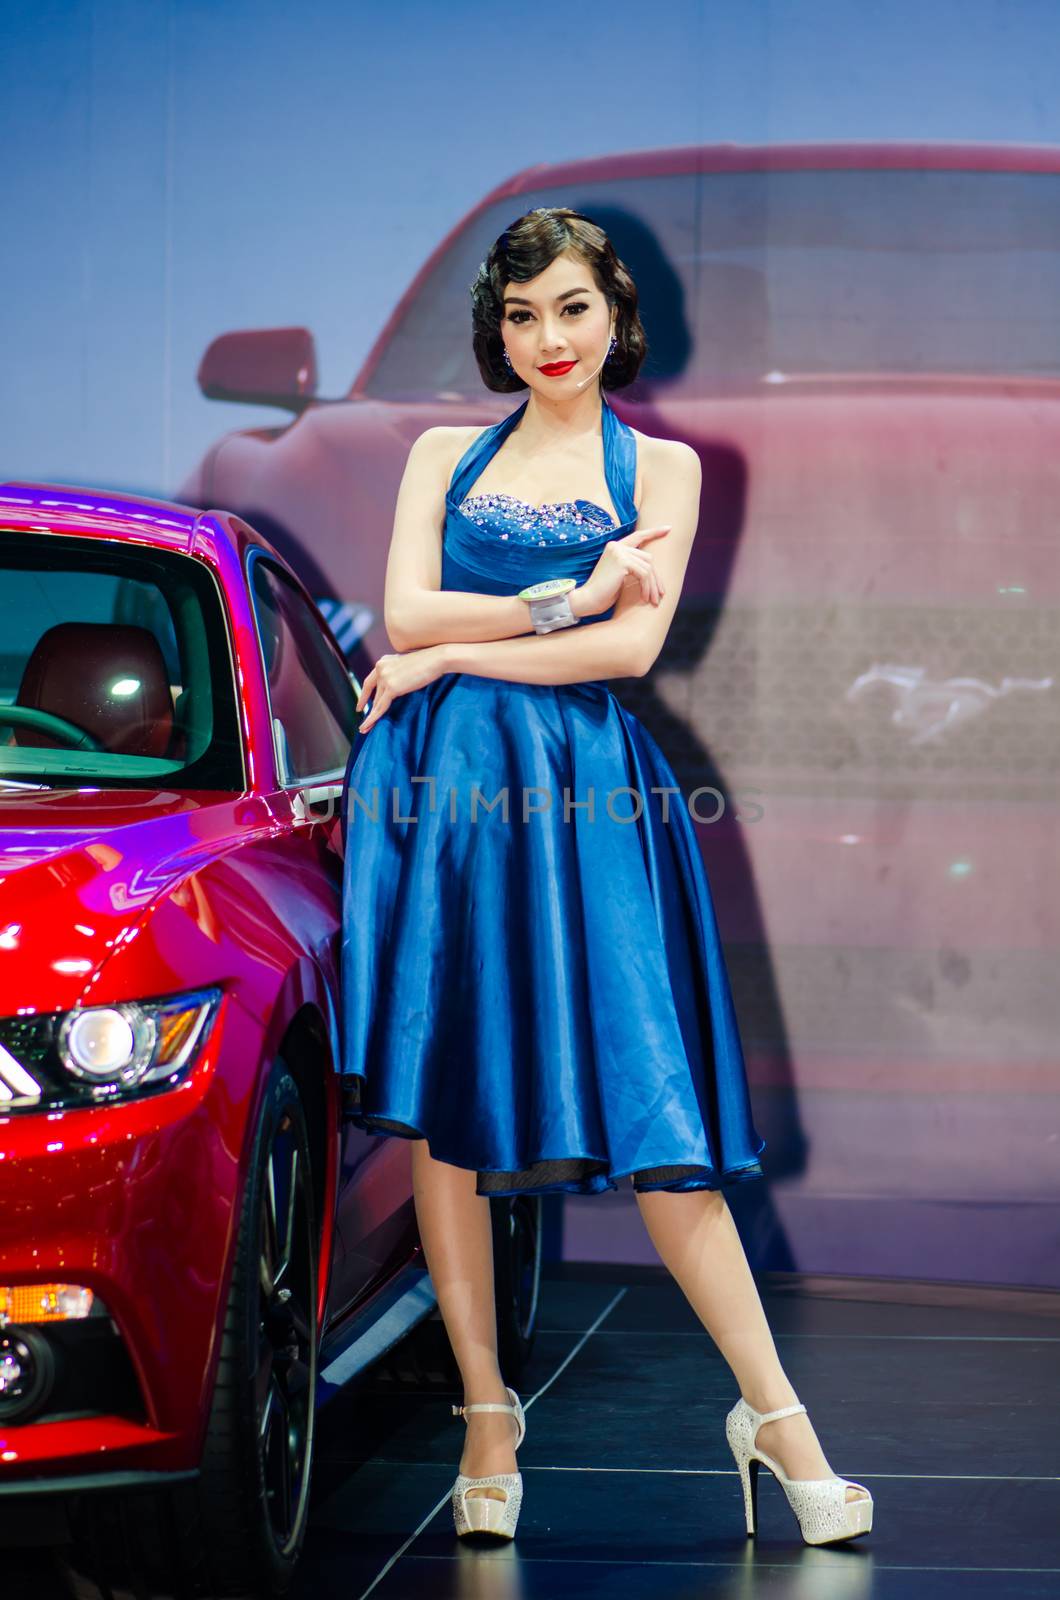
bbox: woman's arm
[355,436,702,731]
[443,610,646,684]
[444,438,701,685]
[382,427,541,651]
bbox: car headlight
[59,1005,158,1084]
[0,987,223,1112]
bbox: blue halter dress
[339,395,766,1196]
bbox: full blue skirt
[339,671,766,1197]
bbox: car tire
[378,1192,542,1393]
[69,1056,319,1599]
[192,1054,319,1595]
[491,1192,542,1378]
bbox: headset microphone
[573,326,616,389]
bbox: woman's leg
[634,1186,868,1502]
[410,1138,519,1499]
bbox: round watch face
[519,578,576,601]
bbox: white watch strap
[528,591,577,633]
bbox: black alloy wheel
[255,1081,318,1556]
[493,1192,542,1375]
[193,1055,320,1595]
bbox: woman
[339,207,872,1546]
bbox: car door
[248,551,415,1319]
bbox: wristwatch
[518,577,579,635]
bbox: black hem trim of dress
[339,1079,766,1198]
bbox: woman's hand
[571,524,671,619]
[356,644,449,734]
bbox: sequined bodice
[457,490,616,546]
[440,395,638,621]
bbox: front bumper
[0,991,264,1486]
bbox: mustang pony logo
[846,664,1054,746]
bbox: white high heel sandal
[725,1396,874,1545]
[450,1385,526,1539]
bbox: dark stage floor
[296,1263,1060,1600]
[7,1264,1059,1598]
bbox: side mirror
[197,327,318,414]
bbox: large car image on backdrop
[0,485,542,1596]
[176,142,1060,1287]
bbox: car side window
[250,557,358,783]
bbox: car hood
[0,787,273,1011]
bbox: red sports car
[0,483,542,1596]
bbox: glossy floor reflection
[293,1265,1060,1600]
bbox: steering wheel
[0,705,106,752]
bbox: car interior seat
[14,622,176,758]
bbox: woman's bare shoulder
[408,421,493,484]
[411,421,492,456]
[399,423,493,503]
[630,427,700,505]
[633,427,698,469]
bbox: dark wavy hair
[470,206,647,394]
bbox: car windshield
[0,529,244,791]
[361,168,1060,399]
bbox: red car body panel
[0,488,416,1486]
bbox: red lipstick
[538,360,577,376]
